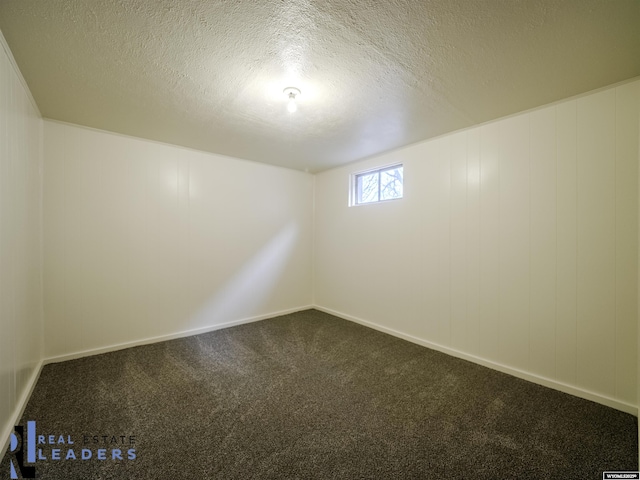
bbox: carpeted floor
[1,309,638,479]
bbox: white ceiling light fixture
[283,87,300,113]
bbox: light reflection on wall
[188,222,299,328]
[467,162,480,186]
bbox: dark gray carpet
[1,309,637,479]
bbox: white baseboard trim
[0,359,45,463]
[44,305,314,365]
[314,305,638,416]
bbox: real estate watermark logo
[7,420,137,479]
[8,422,36,479]
[603,473,640,479]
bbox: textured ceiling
[1,1,639,172]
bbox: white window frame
[349,163,404,206]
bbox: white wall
[43,121,313,359]
[0,36,43,451]
[314,80,640,413]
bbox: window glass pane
[352,164,402,206]
[357,172,379,204]
[380,166,403,200]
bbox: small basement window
[351,164,403,206]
